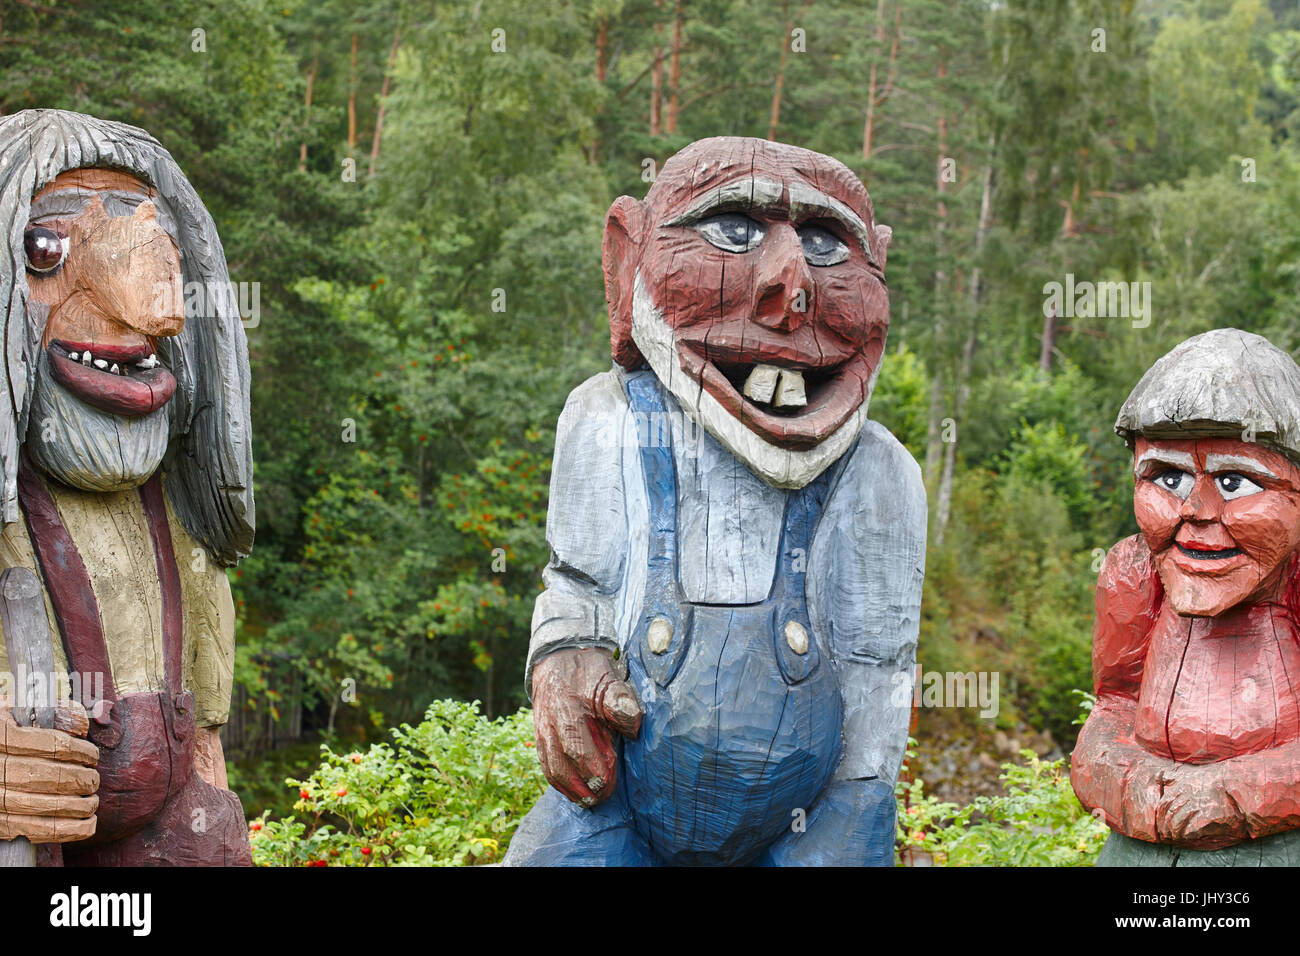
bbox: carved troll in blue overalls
[504,137,926,866]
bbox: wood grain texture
[605,137,891,488]
[0,110,251,866]
[18,457,118,731]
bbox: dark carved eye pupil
[721,216,753,242]
[24,226,64,274]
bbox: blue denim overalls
[506,372,845,866]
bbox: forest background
[3,0,1297,863]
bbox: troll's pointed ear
[873,223,892,273]
[603,195,646,370]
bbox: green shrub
[249,699,545,866]
[897,750,1108,866]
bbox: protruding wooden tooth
[742,364,780,404]
[774,369,807,407]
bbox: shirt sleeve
[525,369,631,697]
[166,491,236,729]
[810,420,927,784]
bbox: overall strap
[623,372,690,687]
[138,473,184,699]
[769,451,844,683]
[17,455,120,742]
[774,457,838,597]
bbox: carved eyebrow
[1135,448,1196,474]
[664,176,878,266]
[663,176,784,226]
[28,188,150,221]
[786,181,875,264]
[1204,453,1279,480]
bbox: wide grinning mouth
[46,339,177,417]
[713,359,842,417]
[1175,542,1244,561]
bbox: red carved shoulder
[1093,534,1163,700]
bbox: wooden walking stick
[0,567,58,866]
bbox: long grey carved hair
[0,109,254,565]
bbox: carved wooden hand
[0,698,99,843]
[531,647,642,808]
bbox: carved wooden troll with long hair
[0,110,254,866]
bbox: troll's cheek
[1221,490,1300,575]
[1135,481,1182,552]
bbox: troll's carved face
[1134,436,1300,617]
[604,137,891,487]
[23,169,185,491]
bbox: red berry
[299,789,311,799]
[336,788,348,797]
[361,847,372,856]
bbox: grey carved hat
[0,109,254,564]
[1115,328,1300,464]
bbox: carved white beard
[25,352,169,492]
[630,273,868,489]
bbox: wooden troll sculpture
[1074,329,1300,866]
[504,137,926,866]
[0,110,254,866]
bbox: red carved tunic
[1135,602,1300,763]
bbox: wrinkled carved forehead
[27,168,179,241]
[33,168,153,202]
[1134,435,1300,479]
[644,136,875,235]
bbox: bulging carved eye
[24,226,67,275]
[1153,469,1194,499]
[798,224,849,266]
[696,213,764,253]
[1216,472,1264,501]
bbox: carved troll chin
[26,349,171,493]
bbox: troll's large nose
[752,223,813,332]
[1179,474,1226,523]
[73,199,185,338]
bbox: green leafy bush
[249,699,545,866]
[897,750,1108,866]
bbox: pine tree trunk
[936,140,996,544]
[1040,306,1057,372]
[347,32,359,151]
[650,16,664,135]
[369,29,401,178]
[768,0,791,141]
[666,0,684,134]
[596,16,608,83]
[299,56,316,172]
[861,0,899,171]
[590,16,609,163]
[931,58,956,544]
